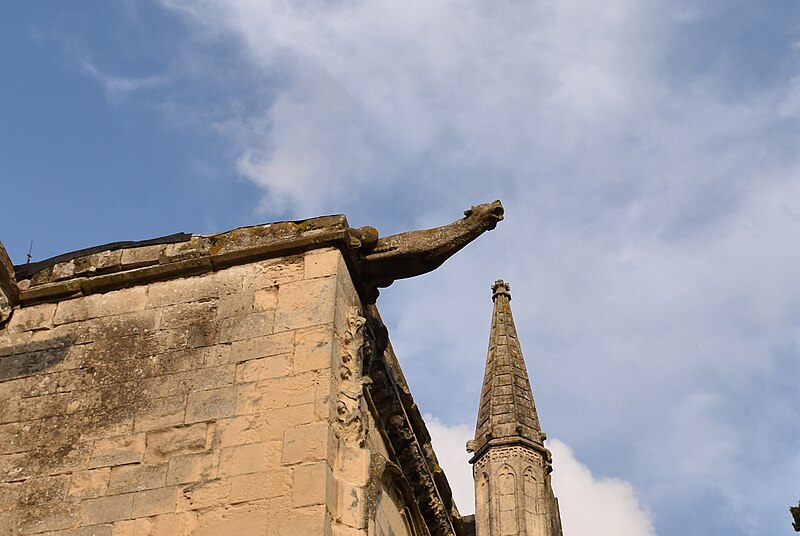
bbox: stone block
[228,331,294,364]
[0,399,19,425]
[17,501,80,534]
[120,245,163,270]
[17,475,70,508]
[145,423,208,462]
[160,301,218,329]
[274,277,337,332]
[179,480,230,511]
[252,287,278,312]
[108,463,167,494]
[219,312,275,343]
[202,345,230,367]
[293,325,335,373]
[233,383,260,416]
[230,470,289,503]
[50,260,76,281]
[292,462,333,507]
[69,468,111,500]
[303,248,342,279]
[81,494,134,525]
[195,501,271,536]
[275,505,328,536]
[250,257,305,289]
[17,392,69,420]
[130,487,177,518]
[0,482,20,512]
[111,520,133,536]
[6,303,56,333]
[185,387,236,424]
[146,273,242,308]
[133,395,186,432]
[262,404,316,438]
[53,288,147,326]
[0,421,39,455]
[137,512,197,536]
[235,353,289,383]
[282,422,331,466]
[209,415,265,448]
[218,442,274,478]
[94,249,123,272]
[0,453,37,483]
[0,510,18,535]
[256,373,319,410]
[166,452,218,485]
[143,365,235,398]
[89,434,145,469]
[216,293,255,319]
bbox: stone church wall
[0,247,416,535]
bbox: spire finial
[491,279,511,300]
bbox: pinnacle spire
[471,279,544,461]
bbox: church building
[0,201,562,535]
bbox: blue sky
[2,1,800,535]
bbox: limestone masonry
[0,202,562,535]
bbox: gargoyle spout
[359,200,504,295]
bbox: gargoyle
[356,200,504,300]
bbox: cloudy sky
[2,1,800,534]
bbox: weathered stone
[145,424,208,462]
[185,387,236,424]
[89,435,146,469]
[166,453,218,486]
[130,487,177,518]
[219,311,274,343]
[292,462,333,507]
[282,422,331,465]
[69,468,111,500]
[274,277,337,332]
[218,442,273,477]
[120,245,163,270]
[230,470,289,503]
[108,463,167,494]
[235,353,289,383]
[80,494,134,524]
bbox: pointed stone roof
[470,280,545,461]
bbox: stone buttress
[467,280,563,536]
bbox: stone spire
[470,279,545,461]
[468,280,562,536]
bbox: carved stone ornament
[0,286,11,327]
[335,307,371,446]
[0,241,18,328]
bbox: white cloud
[81,60,166,98]
[549,439,656,536]
[425,415,655,536]
[153,1,800,533]
[423,415,475,516]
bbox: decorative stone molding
[364,311,461,536]
[0,241,19,328]
[335,307,371,446]
[0,286,11,327]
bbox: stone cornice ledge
[14,216,356,306]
